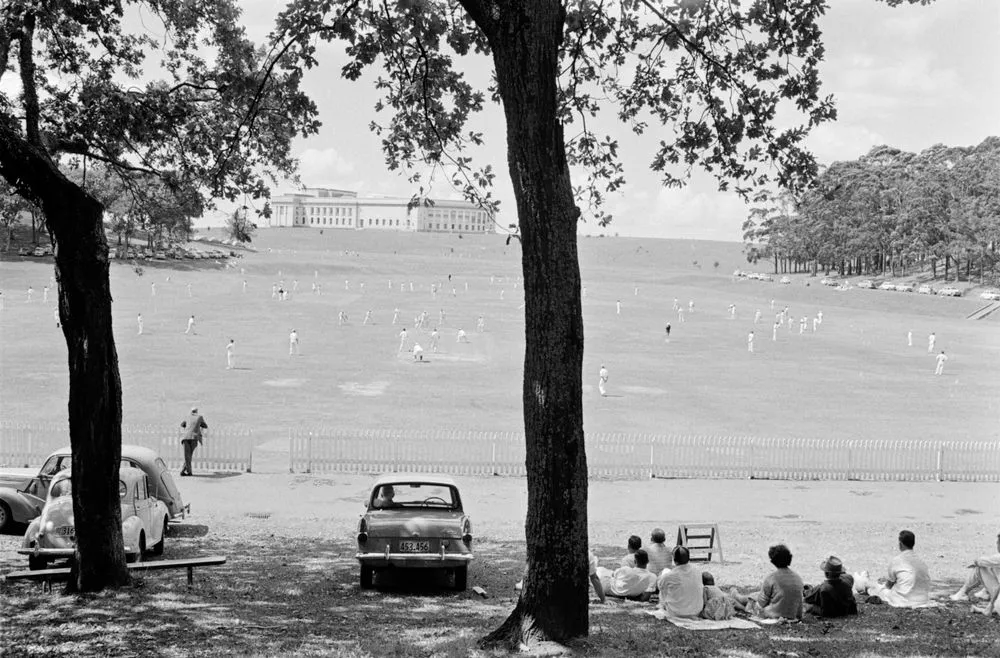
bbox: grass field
[2,228,998,449]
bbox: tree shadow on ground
[1,533,996,657]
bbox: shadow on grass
[1,533,997,657]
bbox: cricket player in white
[398,328,408,353]
[908,330,913,347]
[392,308,400,324]
[185,315,195,334]
[616,300,622,315]
[289,329,300,355]
[728,304,736,319]
[43,286,49,303]
[363,310,373,325]
[150,282,155,297]
[243,280,248,293]
[477,315,485,332]
[748,331,755,353]
[431,329,440,352]
[137,313,143,335]
[772,321,779,342]
[928,332,936,353]
[799,317,806,334]
[754,309,761,324]
[413,343,424,361]
[457,328,468,342]
[688,300,694,313]
[226,340,235,369]
[599,365,609,397]
[935,351,948,375]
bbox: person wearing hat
[804,556,859,618]
[179,407,208,476]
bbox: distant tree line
[742,137,1000,284]
[0,162,201,254]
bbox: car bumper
[356,552,474,569]
[16,547,74,558]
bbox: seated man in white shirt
[853,530,932,608]
[658,546,704,618]
[596,549,657,601]
[950,532,1000,616]
[646,527,674,576]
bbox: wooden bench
[3,556,227,591]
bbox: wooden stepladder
[677,523,723,563]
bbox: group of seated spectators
[582,528,999,621]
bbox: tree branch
[17,11,40,146]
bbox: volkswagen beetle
[356,474,473,590]
[0,444,187,533]
[18,467,170,570]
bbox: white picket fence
[288,429,1000,482]
[0,421,254,472]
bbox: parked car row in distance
[17,244,53,257]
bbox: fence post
[936,443,944,482]
[491,436,497,476]
[748,437,755,480]
[246,429,253,473]
[846,441,853,481]
[288,429,294,474]
[306,431,313,474]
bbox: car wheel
[151,518,167,556]
[360,565,374,589]
[454,566,468,591]
[127,533,146,563]
[28,555,48,571]
[0,502,11,533]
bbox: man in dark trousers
[180,407,208,476]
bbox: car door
[136,476,161,544]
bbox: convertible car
[0,445,186,533]
[18,467,170,570]
[356,474,474,590]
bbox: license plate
[56,526,75,538]
[398,540,430,553]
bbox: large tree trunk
[0,124,129,592]
[477,1,589,648]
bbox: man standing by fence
[180,407,208,476]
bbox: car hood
[365,510,467,538]
[0,469,37,490]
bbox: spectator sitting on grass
[701,572,737,620]
[658,546,704,618]
[732,544,804,620]
[804,556,858,618]
[621,534,642,568]
[853,530,931,608]
[589,551,606,603]
[646,527,674,575]
[595,549,657,601]
[949,532,1000,616]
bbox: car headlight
[357,518,368,543]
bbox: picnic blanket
[644,609,760,630]
[749,616,801,625]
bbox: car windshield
[371,483,457,509]
[49,478,72,499]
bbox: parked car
[820,278,838,286]
[938,287,963,297]
[18,467,170,570]
[857,280,876,289]
[917,285,935,295]
[41,244,53,256]
[879,282,896,291]
[17,246,32,256]
[32,246,46,257]
[779,276,791,284]
[895,283,915,293]
[980,290,1000,301]
[153,251,167,260]
[0,444,186,533]
[356,474,474,590]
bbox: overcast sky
[229,0,999,242]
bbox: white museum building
[267,187,494,234]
